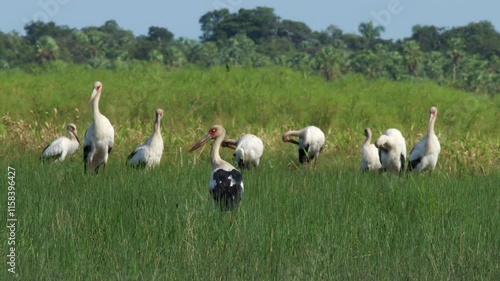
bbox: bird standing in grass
[360,128,382,171]
[408,106,441,173]
[189,125,244,211]
[83,81,114,175]
[41,123,80,162]
[222,134,264,169]
[282,126,325,167]
[375,128,407,173]
[127,108,164,168]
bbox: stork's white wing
[127,145,149,166]
[41,137,66,158]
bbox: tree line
[1,7,499,95]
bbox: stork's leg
[104,161,107,175]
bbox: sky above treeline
[1,0,498,40]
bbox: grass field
[1,64,499,279]
[1,157,499,280]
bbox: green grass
[1,157,499,280]
[0,63,499,173]
[0,64,499,279]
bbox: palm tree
[148,49,164,64]
[447,38,465,83]
[35,35,59,63]
[358,22,385,48]
[315,46,350,80]
[401,40,423,77]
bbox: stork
[40,123,80,162]
[375,128,407,173]
[409,106,441,173]
[360,128,382,171]
[189,125,243,211]
[222,134,264,169]
[127,108,164,168]
[83,81,114,175]
[282,126,325,166]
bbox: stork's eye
[210,128,217,133]
[95,86,101,91]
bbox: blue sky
[1,0,498,40]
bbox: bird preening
[189,125,244,212]
[83,81,115,175]
[37,79,443,222]
[375,128,407,173]
[282,126,325,167]
[41,123,80,162]
[127,108,164,168]
[222,134,264,169]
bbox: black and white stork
[83,81,114,175]
[375,128,407,173]
[127,108,164,168]
[189,125,244,211]
[222,134,264,169]
[409,106,441,173]
[282,125,325,166]
[41,123,80,162]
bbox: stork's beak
[188,134,212,153]
[74,132,81,145]
[283,135,300,145]
[84,88,98,113]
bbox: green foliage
[358,21,386,49]
[0,12,499,96]
[35,35,59,63]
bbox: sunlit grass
[0,65,499,279]
[1,64,499,174]
[1,156,498,279]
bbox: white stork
[83,81,114,175]
[360,128,382,171]
[40,123,80,162]
[375,128,407,173]
[189,125,244,211]
[282,126,325,166]
[127,108,164,168]
[409,106,441,173]
[222,134,264,169]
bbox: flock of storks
[41,82,441,211]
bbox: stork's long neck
[211,133,225,170]
[285,130,301,138]
[284,129,302,145]
[363,132,372,145]
[154,114,161,136]
[92,91,102,118]
[224,138,237,145]
[427,113,436,136]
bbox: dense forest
[1,7,499,95]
